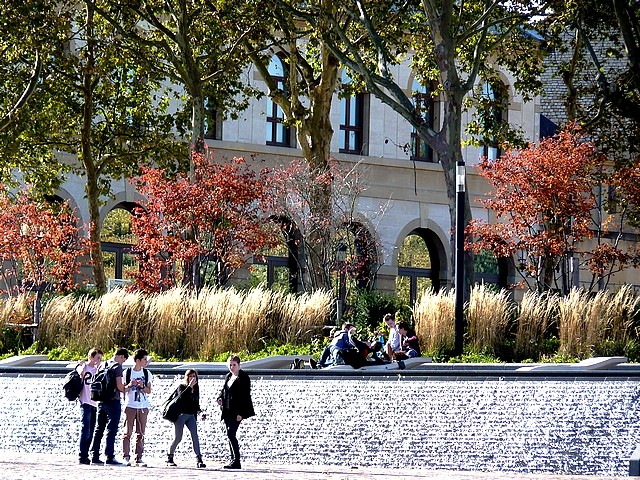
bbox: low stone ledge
[516,356,627,373]
[0,355,48,366]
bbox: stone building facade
[54,48,640,300]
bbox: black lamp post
[454,160,466,356]
[336,243,347,322]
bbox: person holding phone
[122,348,152,467]
[166,369,206,468]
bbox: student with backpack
[77,348,103,465]
[90,347,128,465]
[122,348,153,467]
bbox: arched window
[410,79,436,162]
[265,55,291,147]
[101,205,139,287]
[249,218,301,293]
[396,230,442,305]
[481,80,508,160]
[339,71,367,155]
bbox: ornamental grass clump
[467,284,513,356]
[37,285,331,360]
[515,290,558,360]
[271,289,331,343]
[605,284,640,345]
[89,289,147,350]
[40,294,96,353]
[147,287,191,359]
[413,288,455,355]
[558,288,605,358]
[0,293,35,326]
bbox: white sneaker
[135,459,147,467]
[124,456,132,466]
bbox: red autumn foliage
[611,157,640,229]
[130,150,279,292]
[0,187,87,294]
[466,124,630,292]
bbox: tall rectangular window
[410,79,435,162]
[266,55,291,147]
[481,80,508,161]
[339,71,366,155]
[204,99,220,140]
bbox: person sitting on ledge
[395,321,421,360]
[337,326,391,369]
[315,322,356,368]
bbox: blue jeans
[318,345,346,366]
[79,403,97,461]
[91,400,121,459]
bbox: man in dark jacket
[90,347,128,465]
[216,355,255,469]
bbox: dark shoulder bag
[162,385,186,423]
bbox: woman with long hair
[216,355,255,469]
[166,369,206,468]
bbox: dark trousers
[91,400,121,459]
[223,416,242,463]
[79,403,97,461]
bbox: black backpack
[62,364,84,401]
[90,362,118,401]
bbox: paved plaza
[0,452,631,480]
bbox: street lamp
[454,160,466,355]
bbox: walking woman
[166,369,206,468]
[216,355,255,469]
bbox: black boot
[196,455,206,468]
[223,460,241,469]
[166,453,176,467]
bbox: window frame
[265,55,292,147]
[410,80,436,162]
[339,71,366,155]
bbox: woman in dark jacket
[216,355,255,469]
[166,369,206,468]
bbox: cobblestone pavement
[0,452,630,480]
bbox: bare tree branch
[0,50,42,132]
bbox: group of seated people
[310,313,421,369]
